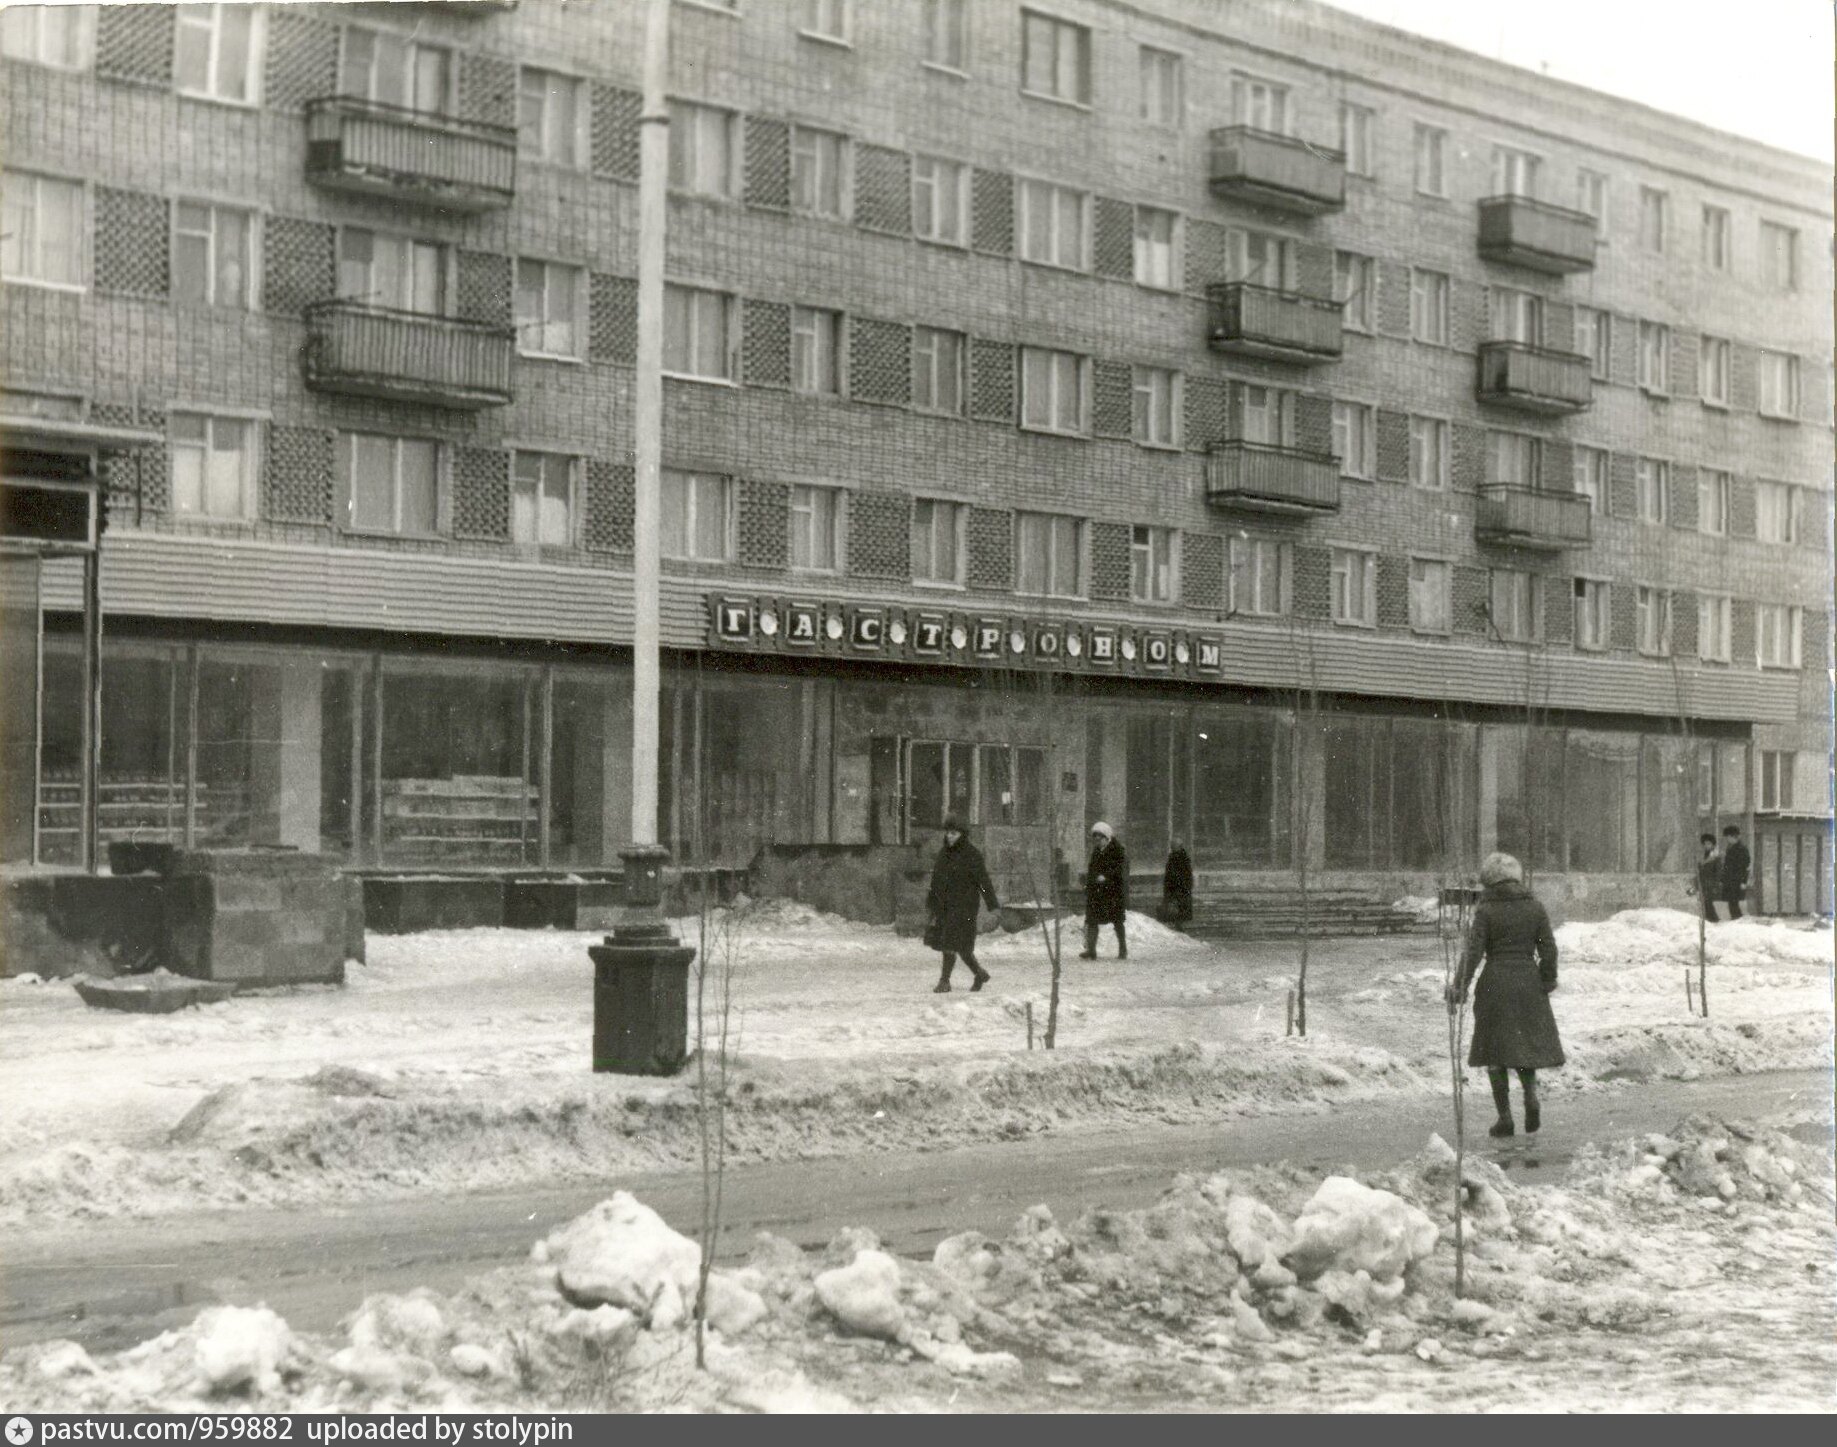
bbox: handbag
[922,914,944,950]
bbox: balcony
[305,97,516,212]
[1204,440,1341,514]
[303,301,514,410]
[1476,195,1598,274]
[1206,283,1343,364]
[1476,341,1593,415]
[1206,127,1346,215]
[1474,485,1593,551]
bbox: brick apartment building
[1,0,1830,912]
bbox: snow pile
[1391,896,1443,926]
[1575,1113,1831,1213]
[1285,1176,1440,1282]
[1557,909,1831,972]
[813,1250,906,1339]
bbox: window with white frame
[1698,593,1732,662]
[912,497,965,584]
[791,125,848,218]
[1238,384,1293,445]
[922,0,967,70]
[1020,346,1087,433]
[1410,268,1449,344]
[1139,46,1182,125]
[912,155,969,245]
[1336,251,1374,332]
[1698,469,1731,535]
[1408,557,1450,633]
[660,469,732,561]
[1,171,83,287]
[1576,169,1608,234]
[1015,511,1084,597]
[1700,205,1731,271]
[1635,586,1672,656]
[662,284,735,380]
[1133,206,1178,289]
[789,484,843,571]
[1339,102,1375,177]
[1759,351,1801,418]
[1489,569,1540,642]
[1637,185,1668,252]
[1489,430,1540,487]
[1020,9,1090,105]
[1018,178,1089,270]
[519,67,587,167]
[1756,480,1802,544]
[1,4,93,68]
[514,259,584,358]
[1413,124,1447,196]
[1330,548,1375,626]
[1228,536,1288,616]
[1489,287,1543,345]
[1756,603,1803,669]
[667,101,739,198]
[342,25,449,112]
[1409,415,1449,490]
[345,432,438,535]
[170,413,259,521]
[1225,226,1291,288]
[339,229,445,313]
[912,326,965,414]
[1573,445,1608,512]
[1635,456,1669,523]
[1760,221,1798,291]
[1333,402,1375,479]
[1575,306,1611,381]
[1232,75,1289,132]
[1130,525,1176,603]
[1491,145,1540,197]
[801,0,850,42]
[791,306,842,395]
[172,201,254,309]
[511,450,576,546]
[1699,335,1730,405]
[1133,367,1180,447]
[175,4,261,103]
[1573,579,1610,650]
[1637,321,1669,393]
[1759,751,1796,812]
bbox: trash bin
[587,845,697,1075]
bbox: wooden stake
[1026,1000,1034,1051]
[1285,988,1295,1037]
[1685,970,1694,1012]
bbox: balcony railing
[1206,127,1346,215]
[1476,341,1593,414]
[305,97,516,212]
[1476,195,1599,274]
[1474,485,1593,550]
[303,301,515,409]
[1206,282,1343,363]
[1204,440,1341,513]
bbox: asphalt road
[4,1067,1829,1353]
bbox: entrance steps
[1177,880,1431,942]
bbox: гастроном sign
[706,594,1226,678]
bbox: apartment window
[1409,558,1450,633]
[1757,603,1803,669]
[1410,269,1449,344]
[1,4,93,68]
[1759,752,1796,812]
[174,4,261,103]
[346,433,438,536]
[1635,586,1672,656]
[1573,446,1608,513]
[1015,511,1084,597]
[1225,227,1291,289]
[1339,103,1375,177]
[1,171,82,287]
[912,155,969,245]
[922,0,967,70]
[801,0,850,42]
[789,484,843,571]
[1336,252,1375,332]
[791,307,842,395]
[1576,169,1608,235]
[339,230,445,313]
[1490,569,1540,642]
[1139,46,1182,126]
[1698,469,1731,536]
[1229,536,1288,616]
[519,68,587,168]
[791,125,848,218]
[342,25,449,112]
[913,498,965,584]
[1575,306,1611,381]
[172,202,253,309]
[1491,145,1539,198]
[1760,222,1799,291]
[1489,287,1544,346]
[514,259,584,359]
[170,413,258,521]
[1130,525,1176,603]
[1701,205,1731,271]
[1573,579,1610,650]
[1018,179,1089,270]
[1020,9,1090,105]
[1699,335,1731,406]
[1333,402,1375,480]
[912,327,965,415]
[1413,124,1447,197]
[1698,594,1732,663]
[1759,351,1801,418]
[1020,347,1088,434]
[1489,430,1540,487]
[667,101,739,198]
[1635,457,1669,523]
[511,451,575,547]
[1637,321,1669,393]
[1239,385,1293,445]
[660,469,732,561]
[662,284,735,380]
[1133,206,1178,289]
[1133,367,1180,448]
[1232,75,1289,132]
[1756,481,1802,544]
[1637,186,1668,252]
[1408,416,1449,491]
[1330,548,1375,626]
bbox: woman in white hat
[1080,822,1129,961]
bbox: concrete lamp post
[589,845,696,1075]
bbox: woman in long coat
[1446,851,1564,1137]
[926,815,999,993]
[1079,822,1129,960]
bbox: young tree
[1283,613,1324,1037]
[1668,654,1709,1017]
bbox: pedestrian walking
[925,815,998,993]
[1720,824,1751,920]
[1079,822,1129,960]
[1695,833,1722,923]
[1445,851,1564,1138]
[1161,840,1194,929]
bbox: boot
[932,978,951,993]
[1487,1069,1514,1138]
[970,968,990,992]
[1520,1070,1541,1134]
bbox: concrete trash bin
[588,928,696,1075]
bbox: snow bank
[1284,1176,1439,1282]
[1558,908,1830,972]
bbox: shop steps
[1181,889,1430,941]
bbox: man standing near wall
[1720,825,1752,920]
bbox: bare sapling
[999,649,1070,1049]
[1668,654,1709,1018]
[1286,620,1323,1037]
[691,881,743,1369]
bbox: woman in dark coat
[1079,822,1129,960]
[1162,841,1194,928]
[1446,851,1564,1137]
[926,815,999,993]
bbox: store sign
[707,594,1230,682]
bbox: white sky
[1319,0,1835,163]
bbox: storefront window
[549,673,628,869]
[1491,725,1564,873]
[1392,720,1477,871]
[1564,731,1639,872]
[1192,711,1291,867]
[662,672,807,865]
[1641,736,1695,874]
[1324,716,1390,868]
